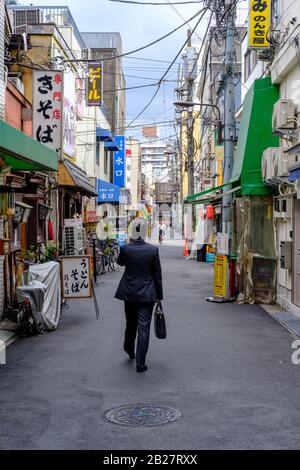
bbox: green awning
[231,76,279,196]
[186,183,241,204]
[0,120,58,172]
[185,181,237,203]
[185,76,280,202]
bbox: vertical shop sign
[114,136,125,188]
[249,0,271,49]
[33,71,63,155]
[87,63,103,106]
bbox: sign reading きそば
[33,71,63,155]
[61,256,92,299]
[249,0,271,49]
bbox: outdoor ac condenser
[272,99,295,136]
[273,148,289,179]
[63,220,86,256]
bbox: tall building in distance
[140,126,168,206]
[125,137,142,209]
[141,126,168,179]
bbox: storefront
[185,77,280,303]
[0,120,58,312]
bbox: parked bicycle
[95,238,120,275]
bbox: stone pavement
[1,245,300,450]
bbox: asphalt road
[1,245,300,450]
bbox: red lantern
[206,204,215,219]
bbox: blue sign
[98,179,120,203]
[113,135,125,187]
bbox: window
[244,49,258,82]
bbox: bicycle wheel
[95,253,105,276]
[109,247,119,271]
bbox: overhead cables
[125,6,209,129]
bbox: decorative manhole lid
[106,404,182,427]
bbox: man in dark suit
[115,218,163,373]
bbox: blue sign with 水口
[113,135,125,187]
[98,179,121,203]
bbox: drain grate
[106,404,182,427]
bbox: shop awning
[186,182,234,203]
[58,159,98,197]
[98,179,121,203]
[96,127,113,142]
[104,140,120,152]
[0,120,58,171]
[185,77,280,203]
[230,76,279,196]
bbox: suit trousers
[124,301,155,367]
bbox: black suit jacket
[115,239,163,302]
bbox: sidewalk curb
[260,304,300,338]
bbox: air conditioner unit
[287,150,300,171]
[273,148,289,178]
[63,219,86,256]
[8,76,24,95]
[272,99,295,136]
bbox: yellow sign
[249,0,271,49]
[213,255,228,298]
[87,63,103,106]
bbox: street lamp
[174,101,223,145]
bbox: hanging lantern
[206,204,215,220]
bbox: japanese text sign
[87,63,103,106]
[61,256,92,299]
[33,71,63,155]
[114,136,126,188]
[213,255,228,299]
[249,0,271,49]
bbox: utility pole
[222,1,236,243]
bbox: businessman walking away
[115,218,163,373]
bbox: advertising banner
[87,63,103,106]
[114,136,126,188]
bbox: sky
[19,0,248,141]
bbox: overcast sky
[20,0,248,140]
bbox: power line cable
[60,9,206,65]
[125,6,208,129]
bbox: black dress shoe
[124,348,135,360]
[136,365,148,373]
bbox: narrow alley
[1,245,300,450]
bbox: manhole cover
[106,404,182,427]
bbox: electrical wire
[121,6,208,129]
[60,9,207,64]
